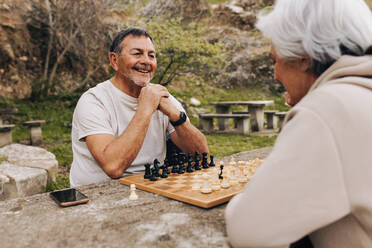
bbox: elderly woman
[225,0,372,247]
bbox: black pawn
[202,152,209,169]
[209,155,215,167]
[154,159,160,177]
[186,153,194,173]
[150,167,157,181]
[194,151,201,170]
[144,163,151,179]
[219,164,224,179]
[160,166,168,178]
[178,152,185,174]
[171,154,179,173]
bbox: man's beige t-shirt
[70,80,185,187]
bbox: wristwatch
[170,111,187,126]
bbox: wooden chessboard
[119,168,246,208]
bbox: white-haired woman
[225,0,372,247]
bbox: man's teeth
[135,68,150,73]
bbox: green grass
[206,133,277,158]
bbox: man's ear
[109,52,119,71]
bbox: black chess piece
[162,160,170,174]
[209,155,215,167]
[219,164,224,179]
[160,166,168,178]
[194,151,201,170]
[202,152,209,169]
[171,154,179,173]
[178,152,185,174]
[150,167,158,181]
[144,163,151,179]
[153,159,160,177]
[186,152,194,173]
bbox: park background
[1,0,371,190]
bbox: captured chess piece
[209,155,215,167]
[194,151,201,170]
[144,163,151,179]
[129,184,138,200]
[186,152,194,173]
[202,152,209,169]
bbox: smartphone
[50,188,89,207]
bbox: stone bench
[0,124,15,147]
[199,113,251,134]
[23,120,45,146]
[264,110,278,129]
[275,112,288,131]
[0,108,18,125]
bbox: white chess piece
[129,184,138,200]
[201,173,212,194]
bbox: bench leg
[236,118,250,134]
[277,116,285,131]
[29,126,43,145]
[0,131,12,147]
[216,106,230,131]
[199,118,214,132]
[249,107,265,132]
[266,113,274,129]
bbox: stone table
[0,147,272,248]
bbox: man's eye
[149,54,155,58]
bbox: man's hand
[137,84,169,116]
[158,97,180,122]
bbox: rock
[0,144,58,183]
[189,97,201,106]
[0,162,47,201]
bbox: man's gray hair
[256,0,372,75]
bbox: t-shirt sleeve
[225,107,350,248]
[166,94,188,135]
[74,93,114,141]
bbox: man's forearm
[171,121,209,155]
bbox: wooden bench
[0,124,15,147]
[23,120,46,145]
[275,112,288,131]
[199,113,251,134]
[264,110,278,129]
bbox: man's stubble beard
[120,71,153,88]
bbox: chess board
[119,169,246,208]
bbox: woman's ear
[109,52,119,71]
[300,57,311,72]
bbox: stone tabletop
[0,147,272,248]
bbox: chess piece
[144,163,151,179]
[221,178,230,189]
[201,173,212,194]
[194,151,201,170]
[150,168,157,181]
[153,159,160,177]
[178,152,185,174]
[129,184,138,200]
[202,152,209,169]
[186,152,194,173]
[219,164,224,179]
[160,166,168,178]
[209,155,215,167]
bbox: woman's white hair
[257,0,372,66]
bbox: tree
[26,0,114,98]
[147,19,226,86]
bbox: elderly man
[70,27,208,187]
[226,0,372,247]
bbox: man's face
[114,35,157,87]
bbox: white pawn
[129,184,138,200]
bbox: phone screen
[50,188,89,207]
